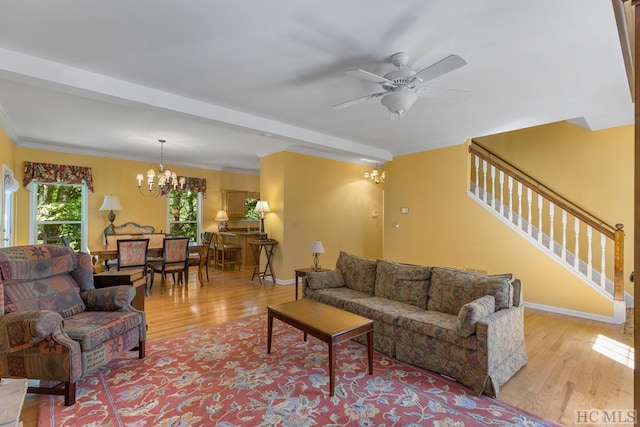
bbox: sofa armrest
[0,310,64,351]
[476,305,526,367]
[81,285,136,311]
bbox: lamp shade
[253,200,271,214]
[309,240,325,254]
[99,195,123,211]
[215,210,229,221]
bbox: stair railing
[468,140,624,301]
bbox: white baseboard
[524,301,623,324]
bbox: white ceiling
[0,0,633,174]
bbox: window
[168,190,202,242]
[245,197,260,220]
[31,182,87,251]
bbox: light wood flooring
[19,266,633,426]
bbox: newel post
[613,223,625,301]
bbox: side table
[294,267,330,299]
[93,268,146,311]
[0,377,28,427]
[248,239,278,285]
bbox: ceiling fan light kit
[381,90,418,118]
[334,52,467,118]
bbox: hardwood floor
[19,266,633,426]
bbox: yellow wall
[11,146,258,250]
[384,122,632,316]
[476,122,634,296]
[260,152,384,281]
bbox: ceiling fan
[334,52,468,118]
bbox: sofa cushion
[456,295,495,337]
[305,287,371,310]
[395,310,478,350]
[3,273,86,317]
[342,297,427,326]
[374,259,431,309]
[0,245,75,282]
[427,267,513,315]
[306,269,345,290]
[64,310,143,351]
[336,251,377,295]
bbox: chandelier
[136,139,185,197]
[364,166,385,184]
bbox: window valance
[160,176,207,196]
[23,161,94,192]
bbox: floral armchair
[0,245,146,405]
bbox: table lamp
[254,200,271,239]
[99,195,123,235]
[215,210,229,231]
[309,240,325,271]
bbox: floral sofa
[0,245,146,405]
[303,251,527,397]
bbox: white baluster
[537,195,543,243]
[561,210,567,261]
[587,225,593,280]
[517,182,523,228]
[527,188,533,236]
[574,218,580,269]
[482,160,489,203]
[508,176,514,222]
[600,234,606,288]
[474,156,480,197]
[499,171,505,216]
[548,203,555,252]
[587,226,593,280]
[491,165,496,209]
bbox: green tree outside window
[169,190,200,241]
[36,183,83,251]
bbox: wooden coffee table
[267,299,373,396]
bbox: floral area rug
[39,314,557,426]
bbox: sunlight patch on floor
[592,334,634,368]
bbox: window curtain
[160,176,207,197]
[23,161,94,193]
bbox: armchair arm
[81,285,136,311]
[0,310,64,352]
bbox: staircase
[468,141,626,312]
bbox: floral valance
[160,176,207,197]
[23,161,94,192]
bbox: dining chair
[117,238,150,291]
[212,233,241,271]
[149,237,190,292]
[60,235,71,247]
[203,232,214,280]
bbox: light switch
[372,210,378,218]
[401,207,409,214]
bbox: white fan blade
[416,86,471,100]
[333,92,387,109]
[413,55,467,83]
[345,69,395,85]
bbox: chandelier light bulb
[136,139,184,197]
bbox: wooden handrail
[469,140,617,239]
[469,139,624,301]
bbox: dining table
[90,242,207,284]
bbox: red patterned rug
[39,314,556,426]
